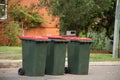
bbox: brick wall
[9,0,60,36]
[0,0,60,45]
[0,22,9,45]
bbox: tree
[91,0,116,40]
[39,0,113,36]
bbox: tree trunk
[76,27,80,37]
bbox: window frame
[0,0,7,20]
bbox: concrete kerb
[0,60,22,68]
[89,61,120,66]
[0,60,120,68]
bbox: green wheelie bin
[45,36,68,75]
[64,37,92,74]
[18,36,50,76]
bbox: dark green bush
[87,30,112,51]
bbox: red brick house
[0,0,60,45]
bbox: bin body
[22,39,34,76]
[21,37,49,76]
[45,39,68,75]
[66,37,92,75]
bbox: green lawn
[90,54,120,61]
[0,46,22,60]
[0,46,22,54]
[0,46,120,61]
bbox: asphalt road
[0,65,120,80]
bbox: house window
[0,0,7,20]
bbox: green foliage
[3,0,48,46]
[91,0,116,39]
[39,0,113,36]
[87,30,112,51]
[4,21,21,46]
[8,0,47,29]
[79,32,87,37]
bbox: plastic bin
[45,36,68,75]
[19,36,49,76]
[64,37,92,74]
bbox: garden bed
[91,50,111,54]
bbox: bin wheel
[64,67,70,74]
[18,68,25,75]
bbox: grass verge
[90,53,120,61]
[0,53,22,60]
[0,46,120,61]
[0,46,22,54]
[0,46,22,60]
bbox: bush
[4,21,21,46]
[87,30,112,51]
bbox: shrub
[4,21,21,46]
[87,30,112,51]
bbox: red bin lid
[19,36,34,39]
[77,38,92,41]
[34,36,48,40]
[19,36,48,40]
[43,36,65,40]
[63,36,92,41]
[62,36,77,40]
